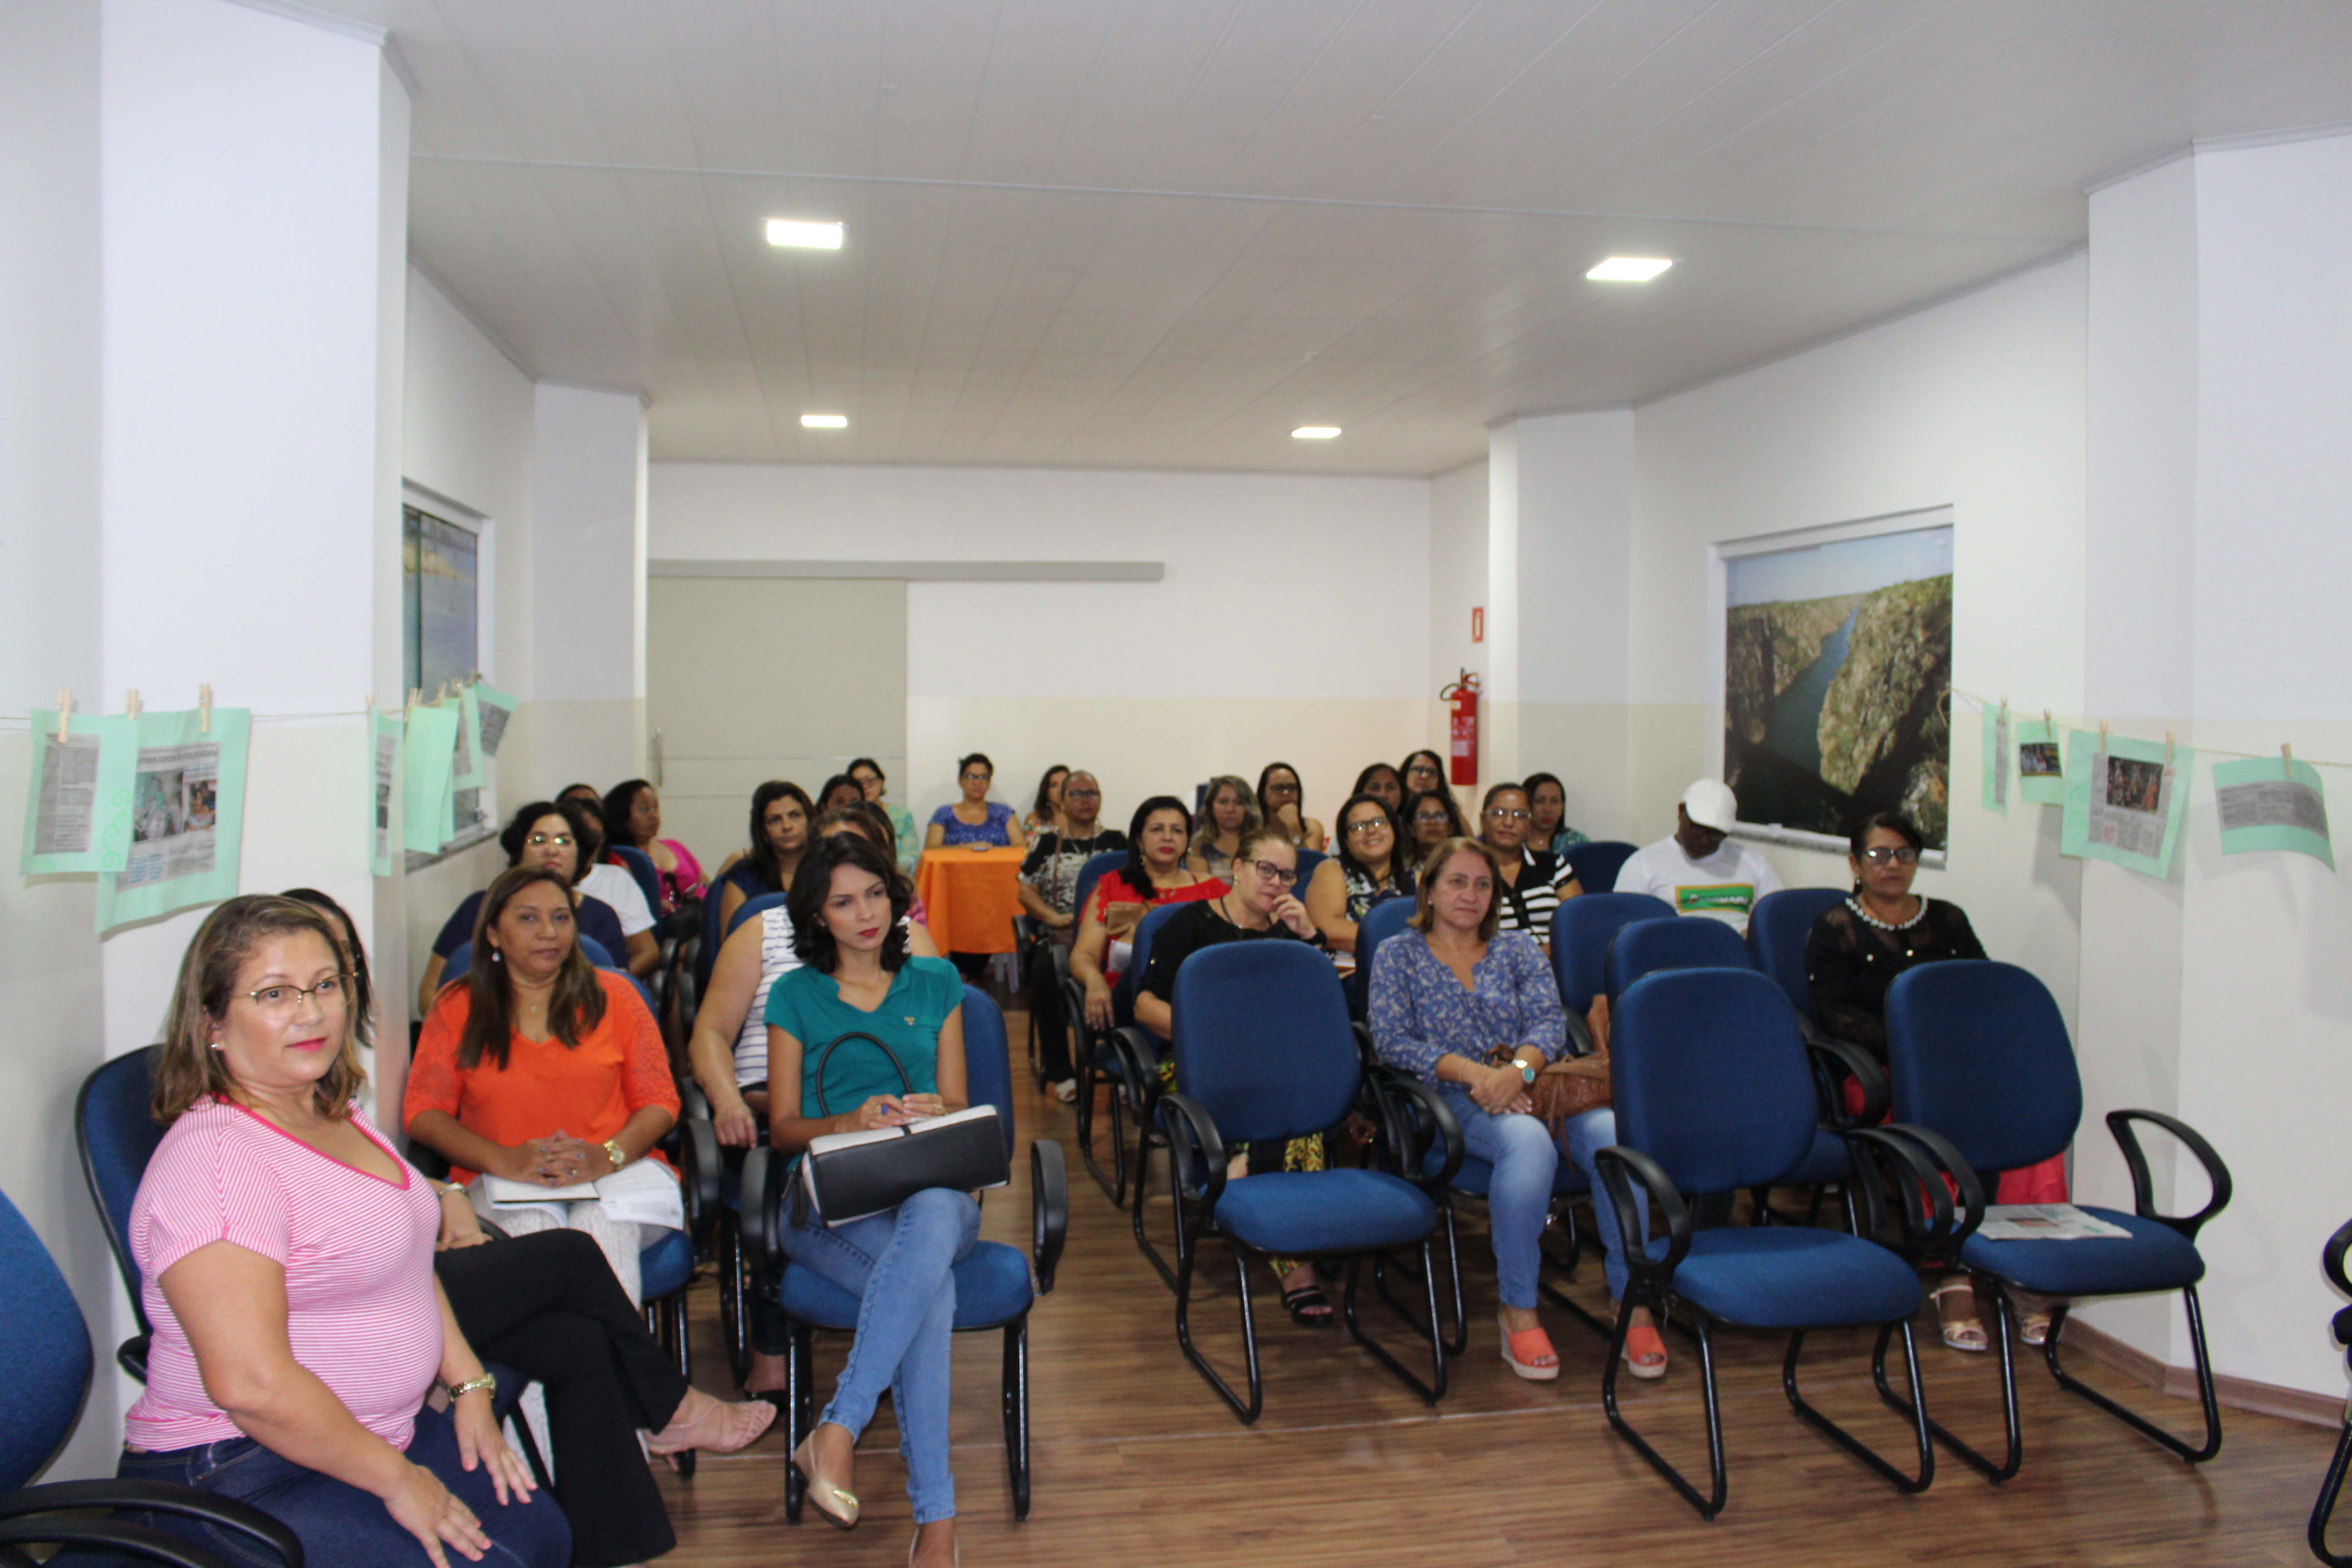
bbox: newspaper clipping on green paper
[2014,716,2066,807]
[369,710,402,876]
[96,708,250,931]
[20,712,138,875]
[404,703,459,853]
[2214,755,2333,869]
[470,682,516,760]
[2061,729,2191,878]
[1980,702,2009,814]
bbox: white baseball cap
[1681,779,1740,833]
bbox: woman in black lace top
[1803,813,1984,1058]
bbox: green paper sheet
[2015,717,2066,807]
[369,711,402,876]
[97,708,251,931]
[20,713,139,874]
[404,704,459,852]
[2214,755,2333,869]
[1980,703,2009,814]
[2061,729,2192,878]
[446,690,482,790]
[471,682,516,759]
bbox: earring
[490,949,502,963]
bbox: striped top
[1494,847,1576,940]
[127,1099,442,1451]
[731,904,804,1086]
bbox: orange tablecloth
[914,845,1026,955]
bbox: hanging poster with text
[20,713,138,875]
[97,708,251,931]
[369,711,402,876]
[403,703,459,853]
[2061,730,2191,878]
[470,682,516,760]
[2014,717,2067,807]
[446,690,482,791]
[2213,755,2333,869]
[1980,703,2009,814]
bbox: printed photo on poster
[98,708,250,932]
[1723,511,1953,850]
[2061,728,2191,878]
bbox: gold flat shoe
[791,1435,859,1530]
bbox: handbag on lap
[796,1031,1009,1226]
[1487,1041,1612,1136]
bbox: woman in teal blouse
[764,832,974,1568]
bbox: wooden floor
[650,1007,2338,1566]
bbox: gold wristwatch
[445,1373,497,1401]
[602,1136,627,1171]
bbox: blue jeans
[779,1186,980,1525]
[1437,1088,1645,1307]
[116,1401,570,1568]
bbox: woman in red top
[407,866,681,1306]
[1071,794,1227,1030]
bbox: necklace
[1847,893,1926,932]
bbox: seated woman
[1305,792,1416,952]
[1352,762,1406,814]
[925,752,1027,853]
[815,773,867,815]
[1073,795,1227,1031]
[1478,782,1583,946]
[1255,761,1325,852]
[558,781,605,812]
[1401,749,1449,802]
[1803,812,2057,1353]
[601,778,705,913]
[406,866,682,1306]
[810,805,943,951]
[1369,838,1663,1383]
[847,756,920,873]
[1022,763,1070,838]
[288,887,771,1567]
[118,894,568,1568]
[1183,775,1258,880]
[764,833,975,1568]
[713,780,814,930]
[1523,771,1590,856]
[417,800,635,1013]
[568,807,662,979]
[1133,828,1337,1323]
[1404,786,1472,865]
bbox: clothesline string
[1947,688,2348,771]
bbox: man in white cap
[1614,779,1783,934]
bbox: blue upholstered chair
[1071,899,1189,1208]
[1878,960,2231,1481]
[1746,886,1847,1018]
[1059,852,1153,1201]
[1562,839,1638,895]
[1597,966,1937,1518]
[0,1182,304,1566]
[1603,912,1754,1003]
[609,844,664,921]
[1291,847,1325,891]
[1156,941,1459,1424]
[2310,1215,2352,1564]
[1548,892,1674,1024]
[724,891,785,943]
[743,987,1067,1522]
[1346,895,1416,1023]
[1069,850,1127,931]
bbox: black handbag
[796,1031,1009,1226]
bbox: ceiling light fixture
[800,413,848,429]
[767,218,845,250]
[1586,256,1673,282]
[1292,426,1342,440]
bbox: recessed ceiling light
[800,413,848,429]
[767,218,844,250]
[1292,426,1342,440]
[1586,256,1673,282]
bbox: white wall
[650,463,1434,837]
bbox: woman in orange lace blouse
[406,866,680,1305]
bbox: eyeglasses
[1264,781,1299,796]
[1414,811,1451,825]
[242,975,350,1016]
[525,833,575,848]
[1859,845,1920,865]
[1064,787,1100,799]
[1345,818,1390,837]
[1246,860,1299,886]
[1484,807,1530,821]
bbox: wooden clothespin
[2097,719,2109,751]
[56,686,71,741]
[198,683,213,734]
[2284,742,2295,778]
[436,681,450,703]
[2164,730,2176,768]
[125,688,141,719]
[2043,708,2053,736]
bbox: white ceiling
[317,0,2352,475]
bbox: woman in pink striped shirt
[116,896,568,1568]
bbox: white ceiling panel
[313,0,2352,472]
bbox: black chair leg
[783,1323,808,1523]
[2043,1289,2224,1464]
[1370,1214,1465,1357]
[2312,1418,2352,1565]
[1785,1324,1934,1495]
[1603,1296,1728,1519]
[662,1292,697,1479]
[1003,1318,1032,1521]
[1173,1204,1264,1425]
[1341,1243,1450,1408]
[1873,1284,2022,1483]
[1130,1083,1178,1291]
[718,1219,749,1391]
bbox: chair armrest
[1350,1019,1380,1076]
[119,1331,151,1382]
[1030,1140,1068,1293]
[1158,1093,1228,1210]
[678,1076,712,1123]
[1593,1145,1691,1284]
[2325,1215,2352,1300]
[1561,1008,1595,1059]
[0,1515,240,1567]
[1366,1071,1463,1190]
[1843,1125,1982,1264]
[2107,1109,2233,1242]
[674,1115,721,1243]
[1051,944,1070,983]
[0,1479,302,1567]
[740,1145,775,1276]
[1802,1031,1887,1127]
[1104,1025,1161,1107]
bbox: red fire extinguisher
[1442,670,1480,787]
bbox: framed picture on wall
[1713,506,1954,856]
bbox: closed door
[646,575,906,868]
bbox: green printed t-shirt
[766,955,964,1118]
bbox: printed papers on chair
[481,1159,685,1231]
[1976,1204,2132,1242]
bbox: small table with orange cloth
[914,845,1028,955]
